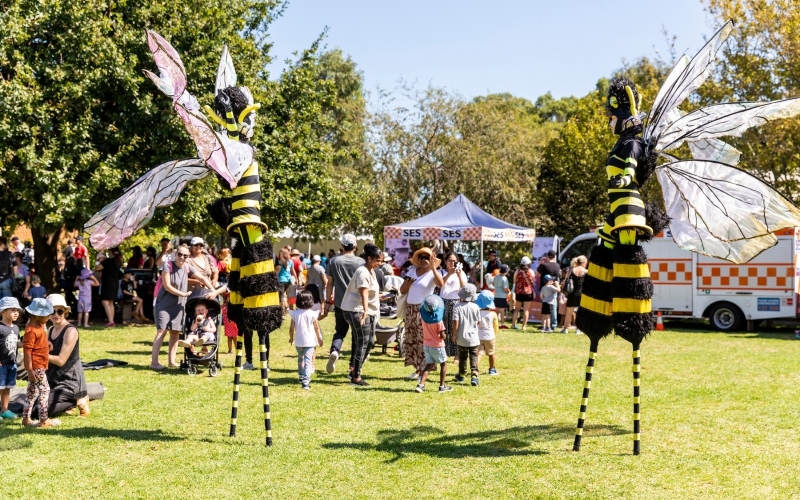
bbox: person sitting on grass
[121,268,146,322]
[21,298,60,428]
[475,290,499,376]
[178,301,216,352]
[452,284,481,387]
[0,297,22,420]
[288,290,323,390]
[539,275,560,333]
[415,294,452,393]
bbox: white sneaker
[326,351,339,374]
[576,330,583,335]
[559,328,568,333]
[242,362,255,370]
[406,371,420,380]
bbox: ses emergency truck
[558,228,800,331]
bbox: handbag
[563,270,574,294]
[396,292,408,319]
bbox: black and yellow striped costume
[206,85,282,446]
[572,78,655,456]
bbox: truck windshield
[560,237,597,269]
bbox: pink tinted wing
[146,30,187,103]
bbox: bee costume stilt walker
[84,32,282,446]
[572,20,800,455]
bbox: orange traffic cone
[655,311,664,331]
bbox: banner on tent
[384,226,535,242]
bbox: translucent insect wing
[215,45,237,96]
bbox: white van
[558,229,800,331]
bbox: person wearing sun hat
[400,247,445,381]
[475,290,499,375]
[0,297,23,419]
[22,298,61,427]
[415,294,453,393]
[451,284,482,386]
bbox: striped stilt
[229,334,244,437]
[259,339,272,447]
[573,339,599,451]
[632,344,641,455]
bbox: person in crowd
[221,291,237,354]
[127,246,145,269]
[400,247,445,381]
[73,236,88,269]
[380,253,394,277]
[150,244,214,370]
[41,294,89,418]
[0,238,13,300]
[486,249,502,275]
[399,260,413,278]
[452,284,481,386]
[74,267,99,328]
[0,297,22,419]
[143,246,157,270]
[328,249,336,261]
[438,251,467,363]
[289,290,323,390]
[492,265,511,328]
[186,237,218,300]
[27,275,46,301]
[561,255,587,334]
[536,250,562,326]
[475,290,499,375]
[13,252,31,300]
[322,234,365,375]
[416,294,452,393]
[22,298,59,427]
[319,252,328,270]
[10,236,23,253]
[215,248,231,285]
[62,255,80,312]
[290,248,305,284]
[456,254,472,282]
[539,275,560,332]
[178,300,217,352]
[340,243,382,387]
[97,249,123,327]
[305,283,322,312]
[61,239,75,260]
[307,254,328,303]
[154,237,172,269]
[121,269,146,322]
[276,247,296,314]
[511,257,536,331]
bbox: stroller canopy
[384,194,535,242]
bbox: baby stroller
[179,297,223,377]
[374,288,405,356]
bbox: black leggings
[243,330,270,365]
[30,388,83,418]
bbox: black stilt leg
[633,343,641,455]
[230,334,244,437]
[573,339,599,451]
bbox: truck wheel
[708,302,744,332]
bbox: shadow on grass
[0,434,33,451]
[8,426,184,442]
[323,424,627,462]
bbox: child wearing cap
[74,268,99,328]
[475,291,499,375]
[452,284,482,386]
[492,265,511,329]
[121,269,146,322]
[0,297,23,419]
[22,298,60,427]
[416,295,453,393]
[539,275,560,333]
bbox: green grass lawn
[1,317,799,499]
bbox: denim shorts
[0,364,17,389]
[423,345,447,364]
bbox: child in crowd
[0,297,22,419]
[221,293,237,354]
[178,300,217,351]
[539,275,560,333]
[452,284,482,386]
[475,290,499,375]
[121,268,146,322]
[415,294,453,393]
[22,298,59,427]
[288,290,322,390]
[74,268,99,328]
[492,265,510,329]
[27,275,46,300]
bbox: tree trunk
[30,226,62,291]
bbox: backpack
[22,248,34,266]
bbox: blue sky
[265,0,714,102]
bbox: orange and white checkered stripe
[463,227,482,240]
[384,226,402,239]
[650,259,692,285]
[696,263,794,291]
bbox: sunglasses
[417,255,430,261]
[177,253,190,258]
[52,309,66,316]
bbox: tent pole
[480,237,484,288]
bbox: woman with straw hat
[399,247,444,381]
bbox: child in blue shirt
[27,275,46,300]
[0,297,23,419]
[539,275,560,332]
